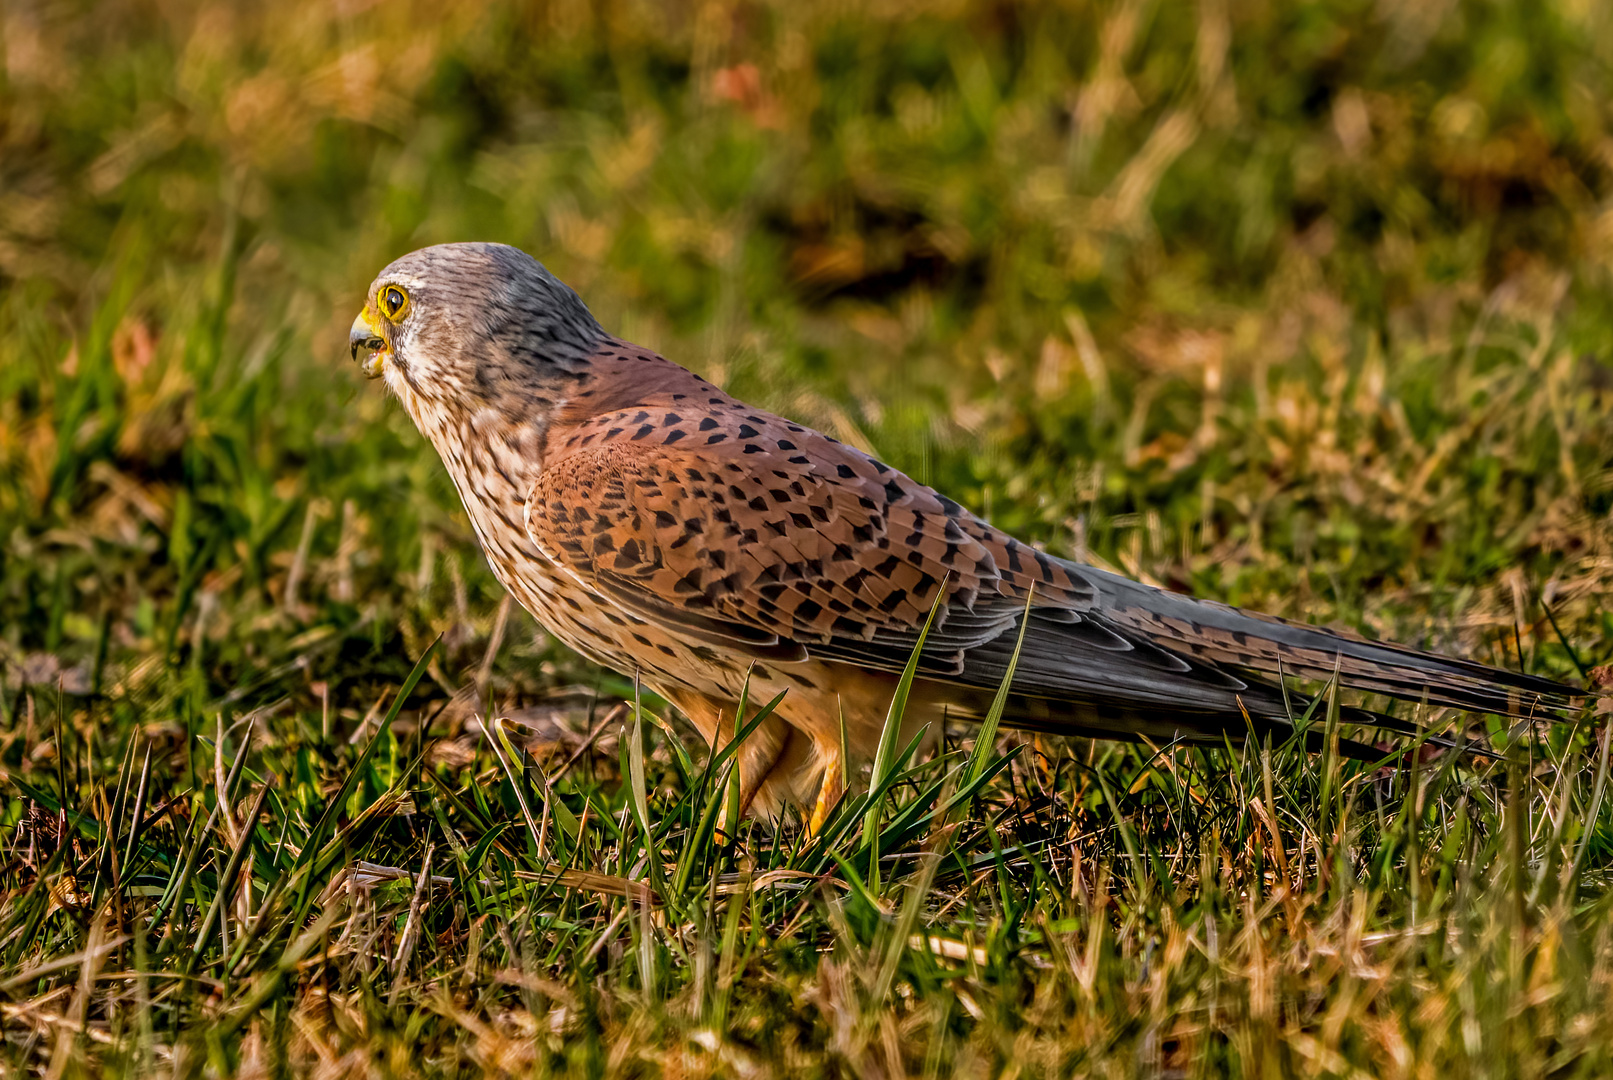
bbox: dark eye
[382,286,409,319]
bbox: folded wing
[526,393,1581,739]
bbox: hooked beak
[349,309,389,379]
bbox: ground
[2,0,1613,1075]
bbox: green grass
[4,0,1613,1074]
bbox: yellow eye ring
[381,285,410,321]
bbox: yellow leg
[663,689,779,843]
[807,743,843,836]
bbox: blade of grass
[292,635,439,913]
[484,713,546,863]
[865,581,948,889]
[152,718,256,944]
[186,780,272,973]
[966,587,1034,790]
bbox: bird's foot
[806,750,843,837]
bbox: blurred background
[3,0,1612,718]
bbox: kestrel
[351,242,1579,830]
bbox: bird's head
[350,242,603,430]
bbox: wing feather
[526,341,1583,733]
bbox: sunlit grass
[4,0,1613,1075]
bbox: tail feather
[1081,566,1581,719]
